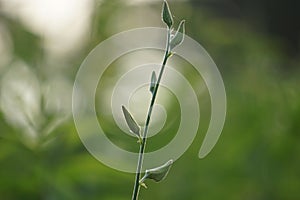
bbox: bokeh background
[0,0,299,199]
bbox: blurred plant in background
[0,0,299,199]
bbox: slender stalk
[131,28,171,200]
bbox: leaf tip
[150,71,157,94]
[141,159,174,183]
[162,0,173,28]
[170,20,186,50]
[121,105,141,139]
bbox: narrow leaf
[170,20,185,50]
[121,106,141,138]
[162,1,173,28]
[140,160,173,183]
[150,71,157,94]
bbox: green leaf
[170,20,185,50]
[150,71,157,94]
[121,106,141,138]
[162,1,173,28]
[140,160,173,183]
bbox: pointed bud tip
[121,105,141,138]
[162,0,173,28]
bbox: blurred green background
[0,0,299,199]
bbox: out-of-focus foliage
[0,0,299,199]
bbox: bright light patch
[1,0,94,55]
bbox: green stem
[131,28,171,200]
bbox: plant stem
[131,28,171,200]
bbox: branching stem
[131,28,171,200]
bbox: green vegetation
[0,0,299,199]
